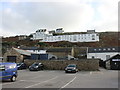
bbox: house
[2,35,27,42]
[19,47,76,60]
[3,47,31,63]
[105,54,120,70]
[18,35,27,40]
[46,47,72,60]
[19,47,46,54]
[31,29,99,42]
[87,47,120,61]
[19,47,88,60]
[3,46,89,63]
[3,47,57,63]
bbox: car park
[65,64,78,73]
[29,62,44,71]
[17,62,27,70]
[0,62,18,82]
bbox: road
[1,68,119,89]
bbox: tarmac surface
[1,68,119,89]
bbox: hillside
[2,32,119,55]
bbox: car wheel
[11,76,16,82]
[65,71,68,73]
[36,68,39,71]
[41,68,43,70]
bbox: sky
[0,0,119,37]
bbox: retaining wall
[24,59,99,71]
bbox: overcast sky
[0,0,119,37]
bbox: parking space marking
[59,76,76,89]
[25,76,58,88]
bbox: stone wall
[24,59,99,71]
[3,48,23,63]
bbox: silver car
[65,64,78,73]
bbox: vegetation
[37,42,48,47]
[2,32,119,55]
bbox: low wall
[24,59,99,71]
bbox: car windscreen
[32,63,39,66]
[67,65,76,67]
[0,65,5,71]
[17,63,21,66]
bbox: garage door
[7,56,17,62]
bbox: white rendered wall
[87,52,119,61]
[32,31,99,42]
[26,50,46,54]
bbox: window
[58,37,61,39]
[74,38,77,41]
[44,38,47,40]
[92,35,95,37]
[112,48,115,50]
[108,48,111,50]
[99,49,101,51]
[33,50,35,52]
[94,49,97,51]
[103,48,106,51]
[73,36,77,41]
[92,38,95,40]
[106,55,110,60]
[92,56,94,59]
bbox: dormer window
[112,48,115,50]
[103,48,106,51]
[94,49,97,51]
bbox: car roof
[68,64,76,66]
[33,62,42,64]
[68,64,76,65]
[0,62,16,65]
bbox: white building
[14,47,57,60]
[14,47,46,55]
[87,47,120,61]
[31,29,99,42]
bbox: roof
[0,62,16,65]
[13,47,33,56]
[46,47,72,52]
[88,47,120,53]
[19,47,72,52]
[19,47,45,50]
[105,54,120,62]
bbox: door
[7,56,17,62]
[111,61,120,70]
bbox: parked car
[65,64,78,73]
[29,62,44,71]
[17,62,27,70]
[0,62,18,82]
